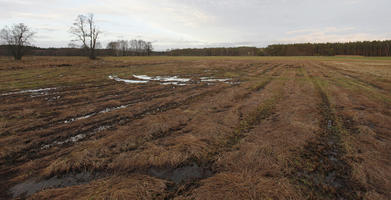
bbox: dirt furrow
[1,85,227,167]
[2,83,244,199]
[18,75,276,199]
[291,66,363,199]
[308,62,391,199]
[7,84,205,135]
[318,62,390,93]
[161,67,290,199]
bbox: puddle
[109,75,148,84]
[132,75,155,81]
[99,105,128,113]
[64,113,95,124]
[200,77,231,82]
[110,74,191,85]
[148,163,213,184]
[41,125,111,150]
[46,96,61,101]
[133,75,190,82]
[200,77,240,85]
[10,172,103,198]
[110,74,238,86]
[1,88,56,96]
[64,105,129,124]
[161,82,187,86]
[154,76,190,82]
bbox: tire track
[1,84,233,166]
[161,68,290,199]
[2,84,241,199]
[317,62,388,92]
[7,84,205,134]
[291,65,364,199]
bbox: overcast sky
[1,0,390,50]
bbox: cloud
[280,27,390,43]
[1,0,390,50]
[286,27,355,35]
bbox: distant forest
[265,40,391,56]
[0,46,165,57]
[0,40,390,57]
[168,40,391,56]
[167,47,260,56]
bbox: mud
[149,163,213,184]
[10,172,104,198]
[64,105,129,124]
[292,70,364,200]
[41,125,111,149]
[1,58,389,200]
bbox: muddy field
[0,56,390,200]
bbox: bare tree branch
[0,23,35,60]
[69,13,101,59]
[106,39,154,56]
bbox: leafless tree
[106,41,118,50]
[68,42,79,48]
[70,14,101,59]
[106,39,153,56]
[0,23,35,60]
[129,40,139,55]
[146,42,153,56]
[106,41,120,56]
[118,40,128,56]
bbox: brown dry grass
[29,174,168,200]
[305,61,391,199]
[0,56,390,199]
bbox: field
[0,56,390,200]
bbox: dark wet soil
[148,163,213,184]
[292,72,365,199]
[10,172,104,199]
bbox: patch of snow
[200,77,231,82]
[161,82,187,86]
[133,75,191,82]
[1,88,56,96]
[64,113,95,124]
[64,104,130,124]
[155,76,191,82]
[41,126,111,150]
[133,75,155,80]
[109,75,148,84]
[110,74,237,86]
[99,105,128,113]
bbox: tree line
[1,13,390,60]
[161,41,391,57]
[166,47,261,56]
[0,13,153,60]
[106,40,153,56]
[264,41,391,56]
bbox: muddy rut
[0,58,390,200]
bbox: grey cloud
[0,0,390,50]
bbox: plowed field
[1,56,390,200]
